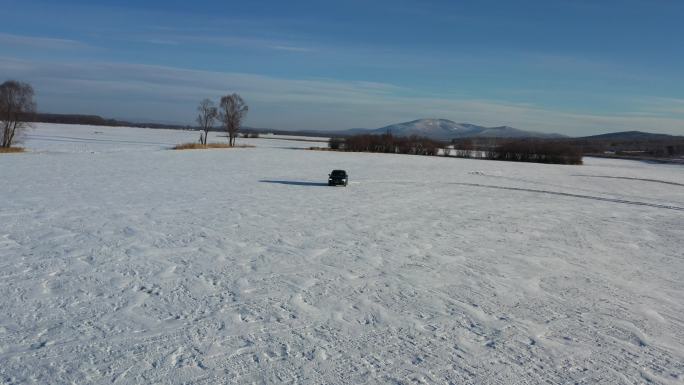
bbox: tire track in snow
[367,180,684,211]
[449,182,684,211]
[572,174,684,187]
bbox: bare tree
[196,98,217,145]
[218,93,248,146]
[1,80,36,148]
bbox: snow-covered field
[1,123,683,384]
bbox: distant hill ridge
[577,131,681,141]
[349,118,566,140]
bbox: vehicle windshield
[331,170,346,176]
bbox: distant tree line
[333,132,684,164]
[28,113,116,126]
[332,132,441,156]
[561,137,684,159]
[26,113,198,130]
[492,140,582,164]
[330,133,583,164]
[642,142,684,157]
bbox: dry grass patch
[173,143,254,150]
[0,147,25,153]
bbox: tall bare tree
[196,98,217,145]
[1,80,36,148]
[218,93,248,147]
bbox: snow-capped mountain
[354,119,563,140]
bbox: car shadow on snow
[259,180,329,187]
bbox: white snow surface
[1,123,683,384]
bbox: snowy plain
[0,123,683,384]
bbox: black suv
[328,170,348,186]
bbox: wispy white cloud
[140,38,181,46]
[193,35,315,53]
[121,33,315,53]
[0,33,90,50]
[633,97,684,116]
[1,57,682,135]
[270,45,314,53]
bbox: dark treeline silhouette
[493,140,583,164]
[450,138,583,164]
[336,133,441,156]
[563,137,684,159]
[28,113,194,130]
[330,134,583,164]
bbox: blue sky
[1,0,683,135]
